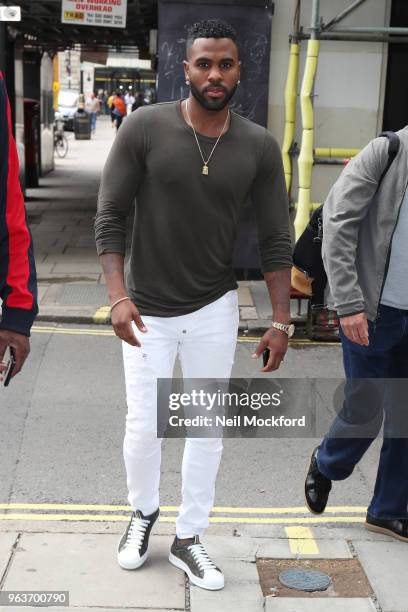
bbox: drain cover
[60,284,108,305]
[278,568,332,592]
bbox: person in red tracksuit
[0,72,38,380]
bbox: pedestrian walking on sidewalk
[124,90,135,115]
[0,72,38,382]
[95,18,292,590]
[305,129,408,543]
[86,92,100,134]
[107,92,116,126]
[112,92,126,131]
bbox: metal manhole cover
[278,568,332,592]
[60,284,108,305]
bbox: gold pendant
[202,164,209,176]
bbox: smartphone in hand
[1,347,16,386]
[262,348,270,368]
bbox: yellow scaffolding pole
[52,55,59,112]
[315,147,360,158]
[282,42,300,194]
[294,38,320,240]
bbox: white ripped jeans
[122,289,239,538]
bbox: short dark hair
[186,19,238,57]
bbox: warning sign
[61,0,127,28]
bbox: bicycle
[54,117,68,158]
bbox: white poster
[61,0,127,29]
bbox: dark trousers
[317,304,408,519]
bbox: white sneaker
[169,535,224,590]
[117,507,159,570]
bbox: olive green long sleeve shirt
[95,100,292,316]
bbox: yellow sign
[53,81,60,93]
[61,0,127,28]
[63,10,84,21]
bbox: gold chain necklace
[185,99,230,176]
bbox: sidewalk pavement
[26,116,309,333]
[0,519,406,611]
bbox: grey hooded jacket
[322,127,408,322]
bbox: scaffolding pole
[282,42,299,194]
[294,0,320,239]
[329,26,408,35]
[282,0,301,196]
[292,0,408,241]
[300,32,408,43]
[324,0,368,31]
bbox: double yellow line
[0,504,365,555]
[0,503,365,525]
[32,325,113,337]
[32,325,339,345]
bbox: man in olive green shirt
[95,18,292,590]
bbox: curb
[35,311,321,342]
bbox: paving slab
[0,532,17,576]
[237,286,253,306]
[190,559,263,612]
[264,597,377,611]
[191,583,264,612]
[239,307,258,320]
[3,533,185,609]
[52,262,102,274]
[256,538,353,559]
[63,248,99,258]
[36,285,52,302]
[35,263,55,276]
[201,535,352,561]
[353,540,408,612]
[200,535,259,560]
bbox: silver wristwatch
[271,321,295,338]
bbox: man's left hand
[252,327,288,372]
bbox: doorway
[382,0,408,131]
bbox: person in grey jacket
[304,129,408,543]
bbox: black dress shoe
[304,447,332,514]
[365,513,408,543]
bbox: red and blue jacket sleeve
[0,72,38,336]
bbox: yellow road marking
[93,306,111,324]
[285,526,320,555]
[32,326,113,336]
[0,503,366,514]
[213,506,365,514]
[0,513,365,524]
[31,325,338,345]
[240,338,340,346]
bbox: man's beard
[189,80,238,111]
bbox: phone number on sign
[0,591,69,606]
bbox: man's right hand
[0,329,30,379]
[110,299,147,347]
[340,312,369,346]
